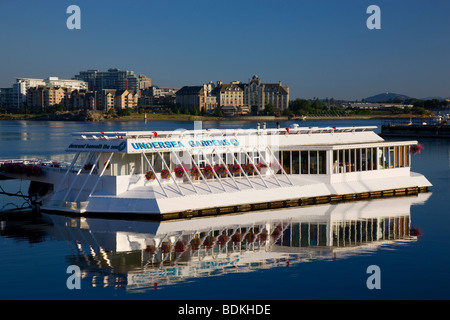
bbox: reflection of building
[42,194,428,291]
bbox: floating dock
[381,119,450,138]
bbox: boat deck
[94,174,300,200]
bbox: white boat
[0,124,432,219]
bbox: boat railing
[70,126,378,140]
[0,159,70,174]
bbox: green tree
[117,108,132,117]
[264,103,276,115]
[190,106,199,116]
[213,108,223,117]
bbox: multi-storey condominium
[140,86,179,106]
[27,86,70,110]
[74,68,149,92]
[1,77,87,110]
[95,89,139,112]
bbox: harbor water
[1,119,449,300]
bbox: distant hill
[364,93,411,102]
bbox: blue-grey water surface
[0,119,449,300]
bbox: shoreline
[0,112,432,123]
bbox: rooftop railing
[70,126,378,140]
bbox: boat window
[350,149,356,172]
[282,151,291,174]
[318,151,326,174]
[377,148,383,169]
[356,149,361,171]
[345,150,351,172]
[389,147,395,168]
[310,151,318,174]
[398,146,406,168]
[301,151,309,174]
[362,149,367,171]
[367,148,373,171]
[371,148,378,170]
[338,150,344,173]
[333,150,338,174]
[195,154,206,169]
[292,151,300,174]
[404,146,410,167]
[383,147,390,168]
[331,145,410,175]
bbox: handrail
[69,126,378,140]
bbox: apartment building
[114,90,139,110]
[244,75,289,112]
[1,77,87,110]
[211,81,245,108]
[68,90,97,110]
[175,83,217,112]
[95,89,138,112]
[27,86,69,110]
[74,68,147,92]
[140,86,179,106]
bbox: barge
[0,125,432,219]
[381,115,450,138]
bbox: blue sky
[1,0,449,100]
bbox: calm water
[1,119,449,300]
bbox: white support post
[242,148,268,189]
[89,152,115,198]
[200,150,226,192]
[142,152,168,198]
[52,152,80,197]
[228,149,255,189]
[74,152,103,202]
[63,152,93,201]
[190,151,213,193]
[267,146,294,186]
[171,150,198,194]
[254,147,281,187]
[212,148,240,191]
[157,150,183,196]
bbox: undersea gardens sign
[66,138,248,153]
[130,138,240,152]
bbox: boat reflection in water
[46,194,430,292]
